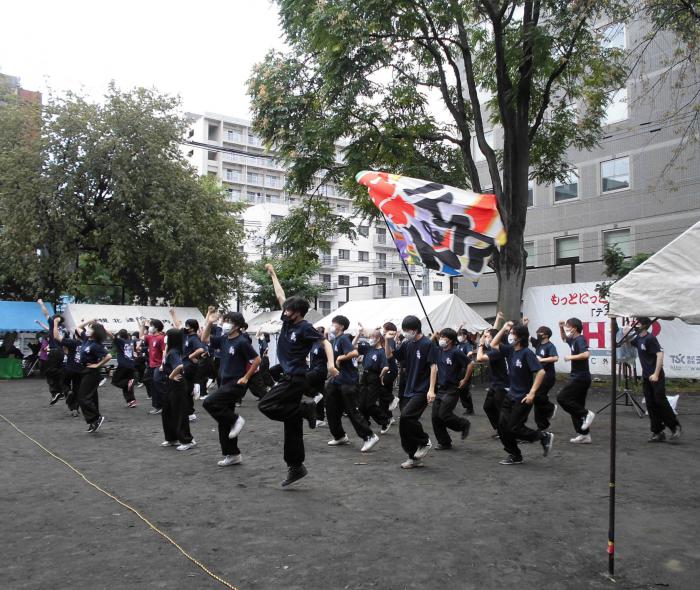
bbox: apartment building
[184,112,449,314]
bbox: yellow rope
[0,413,239,590]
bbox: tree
[596,244,650,298]
[0,83,247,308]
[248,0,626,319]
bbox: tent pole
[608,317,618,579]
[380,212,434,333]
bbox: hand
[169,308,176,315]
[37,298,43,304]
[522,393,535,405]
[173,373,184,382]
[427,391,435,403]
[335,356,343,369]
[564,355,571,362]
[87,363,101,369]
[504,320,514,330]
[53,317,60,324]
[458,380,468,389]
[264,263,275,275]
[496,311,504,320]
[237,376,249,385]
[385,330,397,340]
[649,374,659,383]
[522,316,529,325]
[559,320,566,328]
[207,305,216,314]
[328,366,339,378]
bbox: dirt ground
[1,377,698,590]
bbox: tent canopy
[314,294,490,335]
[248,309,323,335]
[62,304,204,334]
[0,301,55,332]
[609,221,700,324]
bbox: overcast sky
[1,0,286,119]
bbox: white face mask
[402,330,416,342]
[368,338,377,347]
[457,335,466,343]
[222,322,234,334]
[507,334,516,345]
[148,326,156,335]
[564,329,572,338]
[438,338,448,349]
[329,325,338,336]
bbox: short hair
[401,315,421,331]
[332,315,350,330]
[383,321,397,331]
[150,319,164,332]
[283,296,310,317]
[117,329,129,339]
[440,327,458,342]
[566,317,583,333]
[185,319,199,332]
[131,332,139,339]
[165,328,183,352]
[223,311,245,327]
[511,322,530,346]
[537,326,552,338]
[92,323,108,343]
[487,328,499,338]
[636,316,652,329]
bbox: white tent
[314,294,490,335]
[609,221,700,323]
[62,304,205,334]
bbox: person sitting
[0,332,24,359]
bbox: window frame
[555,235,580,265]
[600,156,631,194]
[553,169,580,204]
[602,228,633,258]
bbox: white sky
[0,0,286,119]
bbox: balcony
[320,255,338,268]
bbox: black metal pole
[379,212,434,333]
[608,317,618,579]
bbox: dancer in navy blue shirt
[527,321,559,431]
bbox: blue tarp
[0,301,55,332]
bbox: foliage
[248,0,628,317]
[0,82,247,308]
[596,244,650,297]
[246,257,323,311]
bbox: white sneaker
[98,378,107,387]
[414,439,432,459]
[551,404,558,421]
[161,440,177,447]
[582,411,596,431]
[199,394,208,402]
[188,413,197,422]
[137,382,144,388]
[193,384,201,400]
[218,454,242,467]
[176,440,197,451]
[389,397,399,411]
[328,435,350,446]
[315,420,327,427]
[313,393,324,404]
[570,434,592,444]
[229,416,245,439]
[361,433,380,453]
[380,418,395,435]
[401,458,424,469]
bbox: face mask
[438,338,448,349]
[368,338,377,347]
[329,326,337,336]
[148,326,156,335]
[507,334,516,345]
[402,330,416,342]
[457,335,466,343]
[537,334,546,341]
[222,322,234,334]
[564,329,572,338]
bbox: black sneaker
[435,443,453,450]
[499,455,523,465]
[669,425,682,441]
[92,416,105,433]
[461,420,471,440]
[281,464,308,487]
[648,431,666,443]
[49,392,64,406]
[86,422,95,432]
[541,432,554,457]
[301,401,317,429]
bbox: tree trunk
[493,247,527,322]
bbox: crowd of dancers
[35,264,683,486]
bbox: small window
[604,88,628,125]
[377,253,387,268]
[603,228,632,258]
[358,251,369,262]
[247,172,261,185]
[358,225,369,237]
[527,180,534,207]
[207,151,217,161]
[266,175,278,187]
[433,281,443,292]
[399,279,409,297]
[318,301,331,314]
[338,275,350,286]
[415,280,422,291]
[554,170,579,202]
[524,241,535,265]
[271,214,283,223]
[208,124,219,141]
[472,130,494,162]
[555,236,579,264]
[321,274,331,286]
[376,227,387,243]
[358,276,369,286]
[338,249,350,260]
[601,157,630,193]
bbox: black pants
[399,392,430,459]
[146,367,165,410]
[431,387,469,446]
[258,375,307,467]
[380,374,396,417]
[325,380,373,441]
[203,381,246,455]
[557,378,591,434]
[162,378,194,444]
[458,384,474,413]
[498,396,543,459]
[77,369,101,424]
[306,369,327,420]
[397,368,407,400]
[184,372,197,417]
[112,366,135,403]
[45,349,64,396]
[246,372,267,399]
[63,371,82,411]
[134,357,146,383]
[358,372,390,428]
[260,355,275,387]
[483,385,507,431]
[533,375,556,430]
[643,374,679,434]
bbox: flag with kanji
[356,171,507,279]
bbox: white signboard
[62,304,205,335]
[523,282,700,378]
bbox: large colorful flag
[355,171,507,279]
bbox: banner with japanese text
[522,282,700,378]
[62,304,205,335]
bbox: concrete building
[456,20,700,319]
[184,112,450,314]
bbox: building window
[224,169,241,183]
[602,23,626,50]
[225,189,241,202]
[266,175,278,188]
[433,281,443,292]
[247,191,263,203]
[604,88,628,125]
[337,205,348,214]
[248,131,263,146]
[321,274,331,287]
[266,193,281,204]
[377,252,387,269]
[601,157,630,193]
[358,225,369,237]
[247,172,261,185]
[207,151,217,161]
[318,300,331,314]
[338,249,350,260]
[376,227,387,243]
[338,274,350,286]
[358,251,369,262]
[528,180,534,207]
[358,276,369,286]
[271,214,283,223]
[555,236,580,264]
[226,128,243,143]
[554,169,579,202]
[603,228,632,257]
[399,279,409,297]
[524,241,535,265]
[208,124,219,141]
[472,130,494,162]
[415,280,422,291]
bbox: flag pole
[608,316,618,580]
[380,212,435,334]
